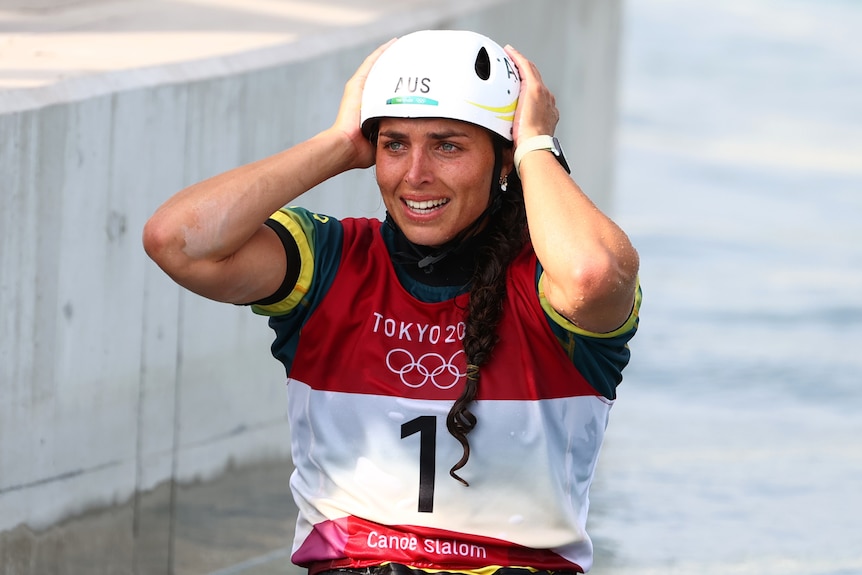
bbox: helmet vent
[474,47,491,81]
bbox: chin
[400,226,451,249]
[404,233,445,249]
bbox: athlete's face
[375,117,512,248]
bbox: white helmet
[360,30,521,141]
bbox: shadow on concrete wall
[0,460,301,575]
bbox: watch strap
[514,135,559,178]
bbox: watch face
[552,137,562,155]
[552,137,571,174]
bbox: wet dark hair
[446,140,527,486]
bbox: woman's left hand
[504,45,560,146]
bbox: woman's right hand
[327,38,397,170]
[143,39,397,306]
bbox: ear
[500,146,515,179]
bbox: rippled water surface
[589,1,862,573]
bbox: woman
[144,30,640,575]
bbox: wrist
[514,135,570,178]
[315,128,372,171]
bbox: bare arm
[143,39,395,304]
[505,45,639,333]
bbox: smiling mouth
[404,198,450,215]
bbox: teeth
[405,198,448,211]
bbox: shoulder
[253,208,373,316]
[268,206,344,246]
[540,273,642,340]
[543,277,642,399]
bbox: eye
[439,142,458,153]
[383,140,404,152]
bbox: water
[588,1,862,573]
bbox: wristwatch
[514,135,571,178]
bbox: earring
[499,175,508,192]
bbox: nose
[404,146,434,188]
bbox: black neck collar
[385,213,493,287]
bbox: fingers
[340,37,397,113]
[330,38,397,168]
[350,37,398,86]
[504,44,560,144]
[337,38,396,128]
[504,44,543,85]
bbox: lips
[404,198,450,215]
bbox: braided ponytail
[446,172,527,486]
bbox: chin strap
[417,250,451,271]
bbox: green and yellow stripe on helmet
[466,97,519,122]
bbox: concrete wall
[0,0,621,566]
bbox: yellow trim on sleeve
[538,272,641,338]
[251,209,315,316]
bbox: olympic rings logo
[385,348,465,389]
